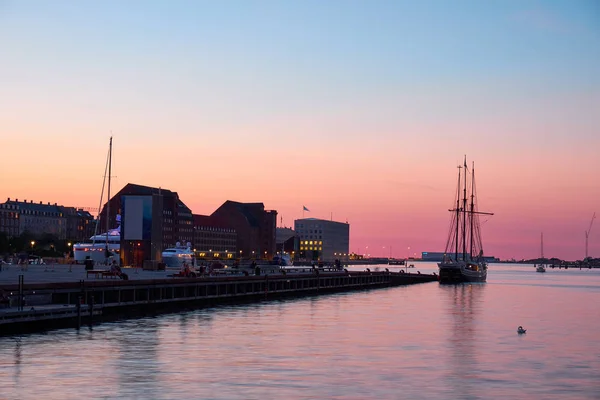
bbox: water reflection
[111,320,161,398]
[13,337,22,384]
[442,283,486,398]
[1,264,599,399]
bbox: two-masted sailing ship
[438,157,493,283]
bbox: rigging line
[92,145,111,246]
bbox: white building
[294,218,349,262]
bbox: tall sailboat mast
[469,162,475,258]
[462,157,467,261]
[105,136,112,261]
[541,232,544,260]
[455,164,461,261]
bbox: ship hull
[438,262,487,283]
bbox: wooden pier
[0,270,437,334]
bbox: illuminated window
[319,247,322,251]
[319,241,322,245]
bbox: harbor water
[1,263,599,399]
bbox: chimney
[40,201,42,204]
[48,202,50,205]
[7,198,9,201]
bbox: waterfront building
[210,201,277,260]
[193,214,237,260]
[421,251,498,263]
[4,199,66,239]
[1,199,94,242]
[294,218,349,262]
[276,227,297,255]
[99,183,194,267]
[58,206,95,242]
[0,202,19,237]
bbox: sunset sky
[1,1,598,261]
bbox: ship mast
[105,136,112,263]
[462,156,467,261]
[469,162,475,259]
[455,164,461,261]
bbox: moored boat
[73,226,120,264]
[438,157,493,283]
[161,242,194,269]
[73,137,119,265]
[536,233,547,273]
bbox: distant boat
[438,157,494,283]
[536,233,547,273]
[535,265,546,273]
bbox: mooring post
[89,295,94,326]
[76,296,82,329]
[18,275,24,311]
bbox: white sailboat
[438,157,494,283]
[536,233,547,273]
[73,137,119,264]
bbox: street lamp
[30,240,35,250]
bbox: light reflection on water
[1,263,600,399]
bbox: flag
[303,206,310,212]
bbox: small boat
[536,233,547,273]
[438,157,494,283]
[517,326,527,334]
[535,264,546,273]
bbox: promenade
[0,263,174,285]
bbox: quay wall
[1,271,437,334]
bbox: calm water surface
[1,263,599,399]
